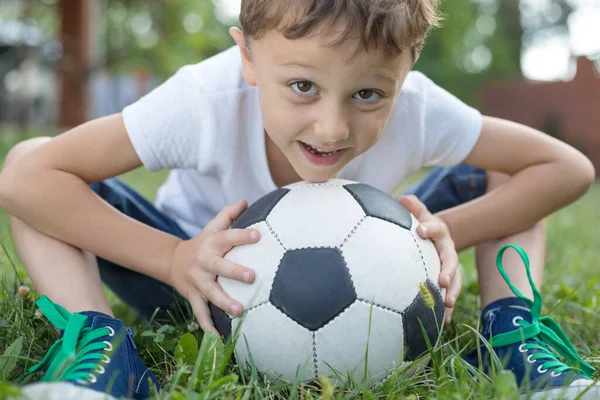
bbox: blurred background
[0,0,599,169]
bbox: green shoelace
[490,244,595,378]
[20,295,114,384]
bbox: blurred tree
[414,0,580,107]
[520,0,574,48]
[101,0,233,79]
[415,0,524,107]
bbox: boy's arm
[0,114,180,283]
[437,116,595,251]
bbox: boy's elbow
[569,153,596,195]
[0,163,25,210]
[579,154,595,185]
[0,167,17,210]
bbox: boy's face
[233,26,413,183]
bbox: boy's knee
[3,137,52,168]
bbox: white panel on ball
[267,185,365,249]
[341,217,428,312]
[219,221,285,311]
[315,301,404,385]
[409,214,442,289]
[233,303,315,382]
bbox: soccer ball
[210,179,445,386]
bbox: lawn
[0,129,598,399]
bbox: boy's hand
[398,195,461,324]
[168,200,259,334]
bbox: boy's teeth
[305,143,338,156]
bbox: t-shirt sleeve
[417,72,483,167]
[121,65,211,171]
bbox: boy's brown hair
[239,0,442,61]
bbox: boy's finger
[438,246,458,288]
[204,256,255,284]
[188,292,219,335]
[197,279,244,318]
[214,228,260,254]
[204,200,248,233]
[398,195,429,221]
[417,220,447,239]
[445,307,454,325]
[445,267,462,309]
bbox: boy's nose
[314,109,350,143]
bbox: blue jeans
[90,164,487,322]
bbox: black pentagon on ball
[402,279,445,361]
[343,183,412,229]
[209,302,232,339]
[231,188,291,229]
[270,248,356,331]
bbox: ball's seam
[339,215,367,249]
[312,332,319,378]
[292,182,346,189]
[312,297,356,332]
[265,220,287,251]
[356,298,403,315]
[410,230,430,280]
[244,301,269,315]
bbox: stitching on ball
[312,332,319,377]
[265,220,286,251]
[315,299,355,331]
[410,231,430,280]
[402,291,422,315]
[356,298,403,315]
[245,301,269,314]
[339,215,367,248]
[294,182,345,190]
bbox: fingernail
[230,304,241,315]
[250,230,259,240]
[243,270,251,282]
[450,295,456,306]
[446,275,451,285]
[420,226,428,237]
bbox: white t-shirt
[122,46,482,237]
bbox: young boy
[0,0,597,399]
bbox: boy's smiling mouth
[298,141,348,166]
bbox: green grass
[0,130,598,399]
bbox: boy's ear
[230,27,256,86]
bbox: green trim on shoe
[19,295,115,384]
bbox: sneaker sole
[15,382,117,400]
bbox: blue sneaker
[466,245,599,399]
[18,296,159,399]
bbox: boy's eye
[291,81,317,95]
[353,89,380,103]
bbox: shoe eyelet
[518,344,527,353]
[527,354,536,364]
[106,326,115,337]
[537,365,548,374]
[101,354,111,364]
[512,316,523,327]
[551,370,562,377]
[88,373,97,384]
[103,341,113,352]
[95,365,105,374]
